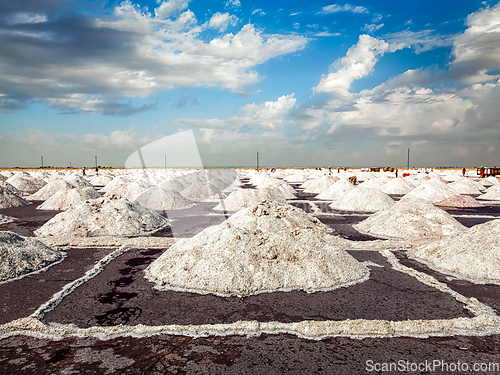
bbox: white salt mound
[329,187,395,212]
[35,197,168,237]
[37,187,102,210]
[146,202,368,297]
[448,179,483,195]
[0,181,23,196]
[28,180,75,201]
[227,201,328,234]
[381,178,416,195]
[402,182,458,203]
[134,187,194,210]
[411,219,500,282]
[303,176,336,194]
[214,188,287,211]
[90,175,113,186]
[0,186,31,209]
[354,198,466,240]
[6,174,46,195]
[0,231,63,282]
[104,181,148,200]
[358,176,390,189]
[316,179,355,200]
[479,184,500,201]
[180,182,222,202]
[64,175,93,189]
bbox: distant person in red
[462,167,466,177]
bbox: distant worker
[480,166,485,178]
[95,166,99,175]
[328,166,332,175]
[395,168,398,178]
[82,167,86,176]
[462,167,466,177]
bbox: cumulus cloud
[0,1,307,114]
[208,12,238,31]
[319,4,369,15]
[449,2,500,84]
[314,35,389,98]
[384,29,454,54]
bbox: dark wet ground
[0,201,61,237]
[2,331,500,374]
[394,251,500,315]
[41,249,473,328]
[0,248,115,324]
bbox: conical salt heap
[0,231,63,282]
[381,178,416,195]
[146,201,368,297]
[402,181,458,203]
[37,187,102,210]
[134,186,194,210]
[35,197,168,237]
[435,195,484,208]
[64,175,93,190]
[302,176,336,194]
[329,187,395,212]
[0,185,31,209]
[480,184,500,201]
[448,179,483,195]
[354,198,466,240]
[316,178,355,200]
[213,188,287,211]
[411,219,500,282]
[6,173,46,195]
[28,180,75,201]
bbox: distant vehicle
[477,167,500,177]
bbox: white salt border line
[2,245,500,340]
[0,250,67,286]
[380,250,498,317]
[30,245,131,321]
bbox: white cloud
[9,12,47,25]
[319,4,369,15]
[208,12,238,31]
[450,2,500,84]
[314,34,389,98]
[251,9,265,16]
[363,23,384,33]
[0,1,307,113]
[225,0,241,8]
[384,29,453,54]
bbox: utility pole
[95,156,98,169]
[407,148,410,170]
[41,156,43,168]
[165,154,167,169]
[257,152,259,169]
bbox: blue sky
[1,0,500,167]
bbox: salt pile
[479,184,500,201]
[6,173,46,195]
[0,214,14,224]
[145,201,368,297]
[381,178,416,195]
[89,175,113,186]
[302,176,336,194]
[283,173,308,183]
[0,185,31,209]
[252,178,296,199]
[100,176,130,193]
[180,182,222,202]
[329,187,395,212]
[0,231,63,282]
[358,175,391,189]
[411,219,500,282]
[402,182,458,203]
[37,187,102,210]
[316,179,355,200]
[448,179,483,195]
[0,181,23,197]
[35,197,168,237]
[64,175,93,189]
[134,187,194,210]
[436,195,484,208]
[158,178,188,192]
[104,181,149,200]
[213,188,287,211]
[28,180,75,201]
[354,198,466,240]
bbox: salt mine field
[1,167,500,374]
